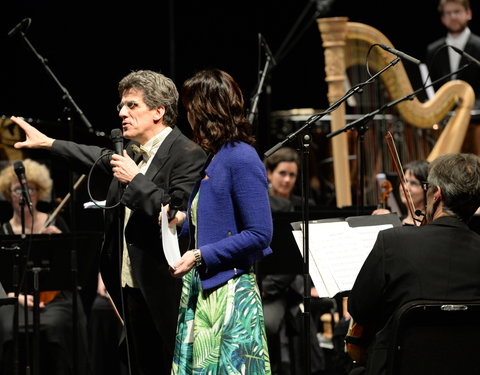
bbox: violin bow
[42,174,86,229]
[385,131,419,226]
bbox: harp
[317,17,475,207]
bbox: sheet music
[293,221,393,297]
[161,205,181,266]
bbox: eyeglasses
[116,101,139,112]
[11,187,36,195]
[421,181,430,192]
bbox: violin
[345,320,376,365]
[380,180,393,210]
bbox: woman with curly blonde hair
[0,158,91,375]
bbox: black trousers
[122,286,175,375]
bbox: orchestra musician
[426,0,480,110]
[347,153,480,375]
[372,160,429,225]
[0,158,90,375]
[261,146,326,375]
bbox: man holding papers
[347,153,480,375]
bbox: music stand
[0,232,102,375]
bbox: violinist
[0,159,91,375]
[372,160,429,226]
[348,153,480,375]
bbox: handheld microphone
[449,45,480,68]
[8,18,31,38]
[13,160,33,216]
[110,128,124,155]
[166,191,184,221]
[378,44,421,65]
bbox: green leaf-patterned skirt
[171,269,271,375]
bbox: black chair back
[387,300,480,375]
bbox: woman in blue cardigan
[167,68,273,374]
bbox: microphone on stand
[13,160,33,216]
[259,33,277,66]
[377,44,421,65]
[110,128,124,155]
[8,18,32,38]
[449,45,480,68]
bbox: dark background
[3,0,479,141]
[1,0,479,225]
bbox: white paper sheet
[161,205,181,266]
[293,221,393,297]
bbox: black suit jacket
[426,32,480,109]
[51,126,206,343]
[348,216,480,375]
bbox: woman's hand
[371,208,391,216]
[169,250,198,278]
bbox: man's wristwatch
[192,249,202,267]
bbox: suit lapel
[144,127,180,180]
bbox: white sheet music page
[292,230,336,298]
[293,221,393,297]
[161,205,181,266]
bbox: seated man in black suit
[348,153,480,375]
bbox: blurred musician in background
[0,158,90,375]
[372,160,429,226]
[262,147,336,375]
[426,0,480,110]
[426,0,480,156]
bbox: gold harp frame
[317,17,475,207]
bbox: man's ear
[153,106,166,123]
[433,186,443,203]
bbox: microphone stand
[324,57,401,211]
[5,242,22,375]
[15,30,98,135]
[264,56,400,375]
[18,195,33,375]
[248,34,276,125]
[13,26,103,375]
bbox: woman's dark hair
[181,68,255,154]
[264,147,300,172]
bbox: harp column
[317,17,352,208]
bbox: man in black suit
[425,0,480,110]
[10,70,207,375]
[347,153,480,375]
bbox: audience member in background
[372,160,429,226]
[0,158,90,375]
